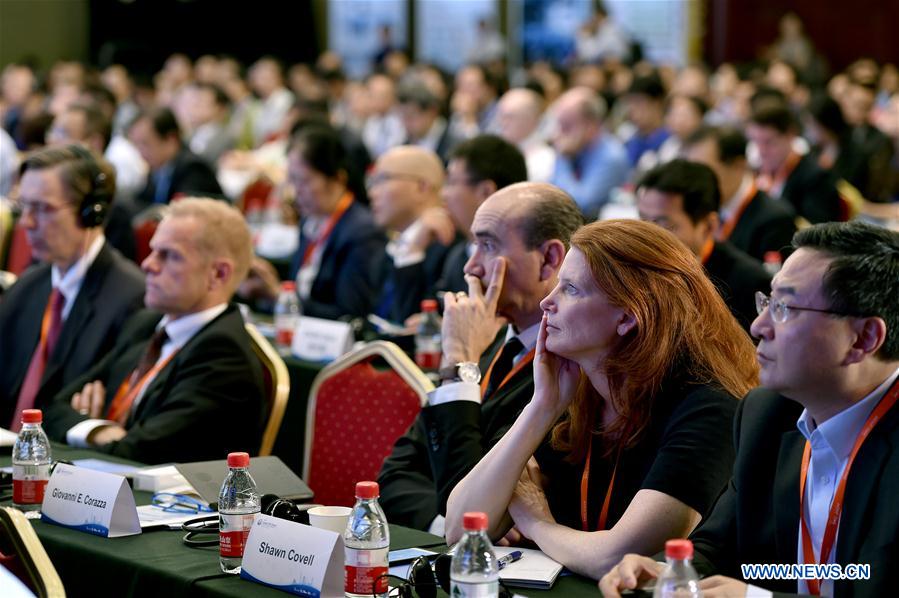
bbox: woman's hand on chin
[532,313,581,420]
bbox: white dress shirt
[51,234,106,321]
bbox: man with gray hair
[549,86,629,219]
[379,182,584,532]
[43,198,266,464]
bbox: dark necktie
[106,328,169,424]
[483,337,524,400]
[11,288,66,431]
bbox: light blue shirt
[795,366,899,596]
[550,132,629,219]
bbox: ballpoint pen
[497,550,523,570]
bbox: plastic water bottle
[763,251,783,277]
[344,481,390,598]
[274,281,301,350]
[219,452,260,574]
[653,539,702,598]
[12,409,52,517]
[451,512,499,597]
[414,299,442,383]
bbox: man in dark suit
[1,146,144,430]
[378,182,584,532]
[129,107,223,208]
[397,81,461,164]
[747,104,841,224]
[637,159,771,330]
[368,145,465,324]
[685,126,796,262]
[600,221,899,597]
[43,198,266,464]
[437,135,528,294]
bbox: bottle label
[13,463,50,504]
[415,350,441,370]
[450,579,499,597]
[344,546,388,595]
[220,512,257,558]
[275,327,294,347]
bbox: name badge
[291,316,354,362]
[240,514,343,598]
[41,463,140,538]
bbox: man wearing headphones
[0,145,145,430]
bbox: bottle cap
[21,409,42,424]
[227,452,250,468]
[281,281,297,292]
[763,251,782,264]
[421,299,438,312]
[462,512,488,531]
[355,481,380,499]
[665,539,693,560]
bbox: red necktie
[11,288,65,431]
[105,329,169,425]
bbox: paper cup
[307,506,352,534]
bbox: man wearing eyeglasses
[0,145,144,431]
[600,221,899,597]
[367,145,466,323]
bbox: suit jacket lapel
[835,404,899,564]
[774,429,804,564]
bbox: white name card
[291,316,354,363]
[41,463,141,538]
[240,514,343,597]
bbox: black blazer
[435,241,470,296]
[780,154,841,224]
[0,242,145,427]
[378,331,534,530]
[290,201,387,320]
[376,234,468,323]
[136,147,223,207]
[728,189,797,263]
[705,241,772,332]
[43,305,266,464]
[691,387,899,597]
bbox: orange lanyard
[479,348,536,397]
[757,151,801,195]
[108,352,178,422]
[718,180,757,241]
[799,377,899,595]
[580,433,625,532]
[301,192,353,266]
[698,237,715,266]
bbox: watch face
[458,362,481,384]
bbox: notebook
[176,456,314,508]
[495,546,564,589]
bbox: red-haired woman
[446,219,758,579]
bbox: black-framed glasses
[755,291,851,324]
[151,492,213,514]
[365,172,424,190]
[376,555,512,598]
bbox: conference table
[1,446,600,597]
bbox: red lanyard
[717,180,757,241]
[301,192,353,266]
[479,348,536,398]
[698,237,715,266]
[799,376,899,595]
[756,151,801,195]
[579,439,622,532]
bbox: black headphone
[180,495,321,548]
[67,144,111,228]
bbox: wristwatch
[438,362,481,384]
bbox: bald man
[497,88,556,182]
[549,87,628,219]
[368,146,465,323]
